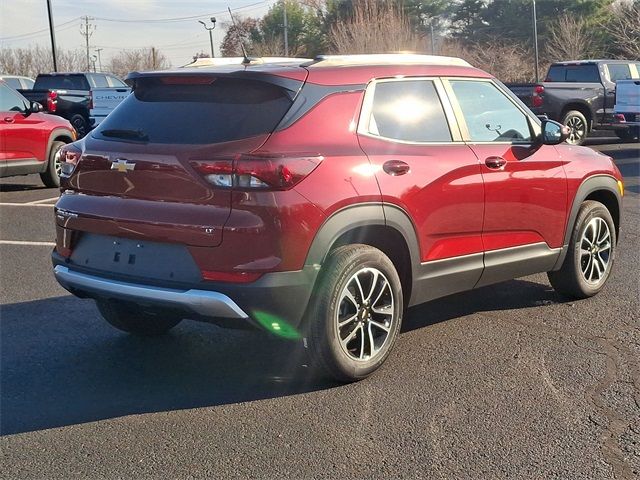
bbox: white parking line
[0,240,56,246]
[27,196,59,204]
[0,203,53,207]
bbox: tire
[39,140,66,188]
[305,244,403,382]
[548,200,616,299]
[562,110,589,146]
[69,114,89,138]
[96,299,182,336]
[615,127,639,142]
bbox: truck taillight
[59,143,82,177]
[532,85,544,108]
[190,153,323,191]
[47,91,58,112]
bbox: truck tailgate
[90,87,130,121]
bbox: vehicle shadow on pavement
[0,182,50,192]
[1,278,564,435]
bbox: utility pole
[532,0,540,82]
[94,48,103,71]
[151,47,157,69]
[198,17,216,58]
[80,16,95,72]
[46,0,58,72]
[430,21,435,54]
[282,0,288,57]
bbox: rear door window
[107,75,127,87]
[91,74,110,88]
[606,63,632,82]
[364,79,452,142]
[449,80,532,143]
[94,76,297,144]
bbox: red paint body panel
[468,143,569,249]
[0,110,72,162]
[358,138,485,261]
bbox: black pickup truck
[18,72,129,137]
[507,59,640,145]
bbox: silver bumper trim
[53,265,249,319]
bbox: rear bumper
[54,265,249,319]
[52,251,319,331]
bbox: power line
[93,1,271,24]
[0,17,81,41]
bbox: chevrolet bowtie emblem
[111,158,135,172]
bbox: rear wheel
[562,110,589,145]
[40,140,65,188]
[69,114,89,138]
[96,299,182,336]
[548,200,616,299]
[305,244,403,382]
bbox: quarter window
[365,79,452,143]
[450,80,532,143]
[607,64,632,82]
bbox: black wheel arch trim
[303,202,421,274]
[551,174,621,271]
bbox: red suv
[52,55,624,381]
[0,81,76,187]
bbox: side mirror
[541,119,570,145]
[30,101,44,113]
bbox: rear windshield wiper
[100,128,149,141]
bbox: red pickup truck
[0,80,76,187]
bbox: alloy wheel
[566,116,586,145]
[580,217,611,284]
[335,267,394,361]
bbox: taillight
[532,85,544,108]
[190,153,323,191]
[47,91,58,112]
[59,142,82,177]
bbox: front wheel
[305,244,403,382]
[562,110,589,146]
[548,200,616,299]
[96,299,182,336]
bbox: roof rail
[305,54,472,68]
[181,57,312,68]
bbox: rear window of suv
[94,76,295,144]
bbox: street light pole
[46,0,58,72]
[533,0,540,82]
[198,17,216,58]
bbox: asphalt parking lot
[1,137,638,479]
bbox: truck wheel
[70,114,89,137]
[562,110,588,146]
[615,127,639,142]
[305,244,403,382]
[39,140,66,188]
[96,299,182,336]
[548,200,616,299]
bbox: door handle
[3,117,15,123]
[382,160,410,176]
[485,156,507,170]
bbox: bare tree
[0,46,85,77]
[604,2,640,59]
[108,47,170,78]
[441,39,535,83]
[328,0,423,54]
[546,14,601,62]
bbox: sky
[0,0,279,67]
